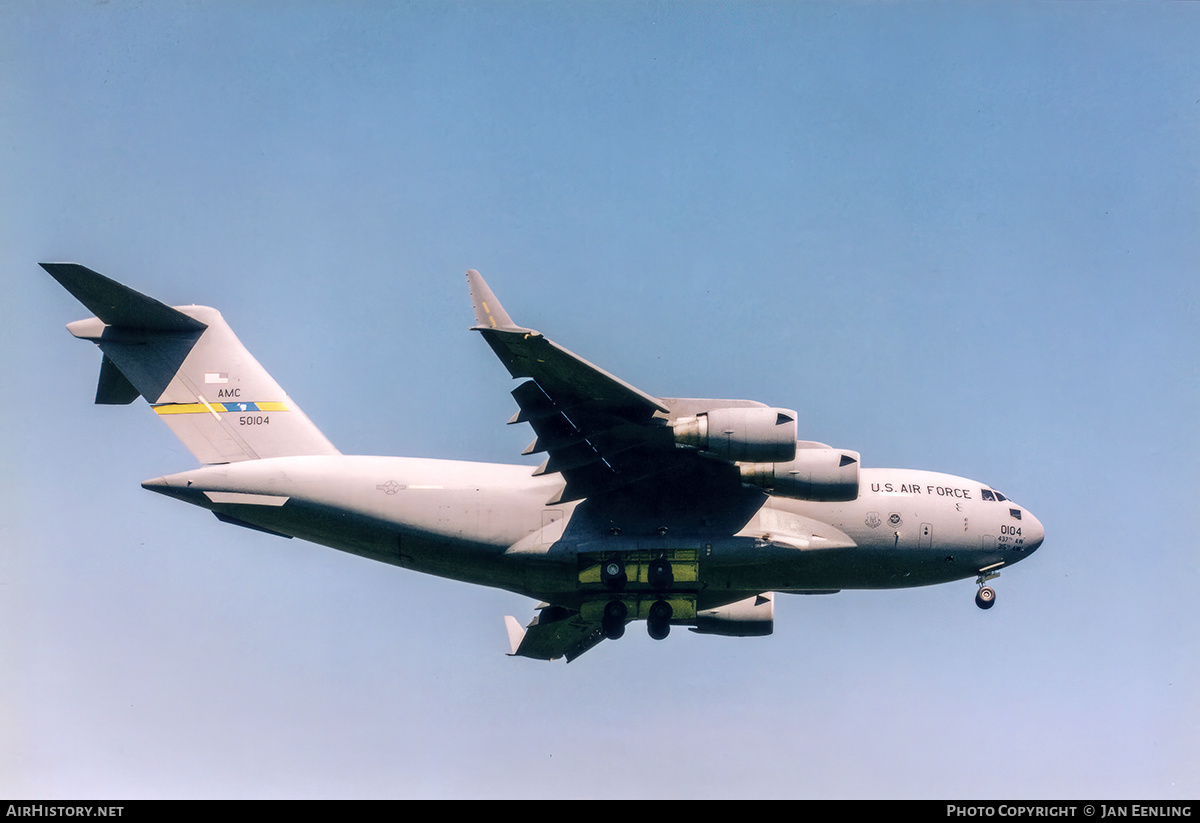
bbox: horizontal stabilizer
[41,263,207,332]
[506,605,605,662]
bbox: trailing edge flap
[45,262,339,464]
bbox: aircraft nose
[1024,511,1045,553]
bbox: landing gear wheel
[601,600,627,640]
[975,585,996,610]
[647,557,674,590]
[647,599,672,640]
[601,557,626,590]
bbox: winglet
[466,269,518,330]
[503,615,527,656]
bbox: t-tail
[43,263,339,464]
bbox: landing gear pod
[691,593,775,637]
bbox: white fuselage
[143,456,1044,609]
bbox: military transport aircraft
[43,263,1043,661]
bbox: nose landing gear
[975,563,1003,610]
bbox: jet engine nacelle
[673,406,798,463]
[691,593,775,637]
[739,447,860,502]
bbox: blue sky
[3,1,1197,799]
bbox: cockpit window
[1010,508,1022,520]
[981,489,995,502]
[995,491,1007,501]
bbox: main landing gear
[600,596,674,641]
[647,557,673,590]
[975,563,1003,610]
[643,554,674,641]
[601,599,627,640]
[647,599,673,641]
[595,553,678,641]
[601,558,627,590]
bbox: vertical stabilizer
[44,263,339,464]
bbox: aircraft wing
[466,269,807,510]
[467,271,801,513]
[504,606,606,662]
[469,270,692,504]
